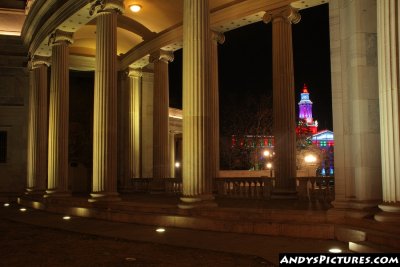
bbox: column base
[88,192,121,203]
[374,203,400,224]
[328,199,380,220]
[271,189,298,199]
[43,190,71,198]
[25,188,46,196]
[178,194,217,209]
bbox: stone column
[328,0,381,219]
[263,6,300,198]
[209,31,225,181]
[150,50,174,179]
[180,0,216,208]
[375,0,400,222]
[141,71,154,178]
[89,0,124,202]
[126,68,142,181]
[169,132,176,178]
[45,30,73,197]
[26,56,50,195]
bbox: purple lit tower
[298,84,318,134]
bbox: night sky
[169,4,332,131]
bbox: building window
[0,131,7,163]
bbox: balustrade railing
[128,176,334,201]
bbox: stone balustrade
[126,176,334,201]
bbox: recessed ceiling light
[130,4,142,12]
[19,208,27,212]
[329,248,342,253]
[63,216,71,220]
[3,203,10,207]
[156,228,165,233]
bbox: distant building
[311,130,334,176]
[297,84,318,134]
[231,84,335,175]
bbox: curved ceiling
[24,0,328,70]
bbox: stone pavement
[1,201,348,266]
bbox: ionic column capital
[127,68,143,78]
[149,49,174,64]
[263,6,301,24]
[28,55,51,70]
[48,29,74,46]
[211,31,225,45]
[89,0,124,16]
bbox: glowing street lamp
[263,150,271,157]
[304,154,317,177]
[304,154,317,164]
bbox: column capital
[127,68,143,78]
[28,55,51,70]
[263,6,301,24]
[48,29,74,46]
[149,49,174,64]
[89,0,124,16]
[211,31,225,45]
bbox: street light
[304,154,317,177]
[304,154,317,164]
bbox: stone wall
[0,36,28,197]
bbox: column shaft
[127,69,142,179]
[26,61,48,193]
[180,0,215,208]
[151,51,173,178]
[209,32,224,180]
[90,1,123,201]
[328,0,381,218]
[264,7,300,197]
[169,132,175,178]
[46,32,72,196]
[375,0,400,221]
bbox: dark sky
[169,3,332,131]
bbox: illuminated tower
[298,84,318,134]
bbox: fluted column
[26,56,50,194]
[150,50,174,179]
[127,68,142,180]
[45,30,73,197]
[375,0,400,222]
[89,0,124,202]
[180,0,216,208]
[141,71,154,178]
[263,6,300,198]
[169,132,176,178]
[209,31,225,181]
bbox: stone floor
[1,197,348,266]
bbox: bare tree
[220,94,273,170]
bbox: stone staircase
[335,223,400,253]
[18,195,336,240]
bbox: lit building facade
[297,84,318,134]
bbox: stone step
[336,224,400,252]
[18,196,335,240]
[349,241,399,253]
[335,226,366,242]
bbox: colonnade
[24,0,302,207]
[25,0,400,217]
